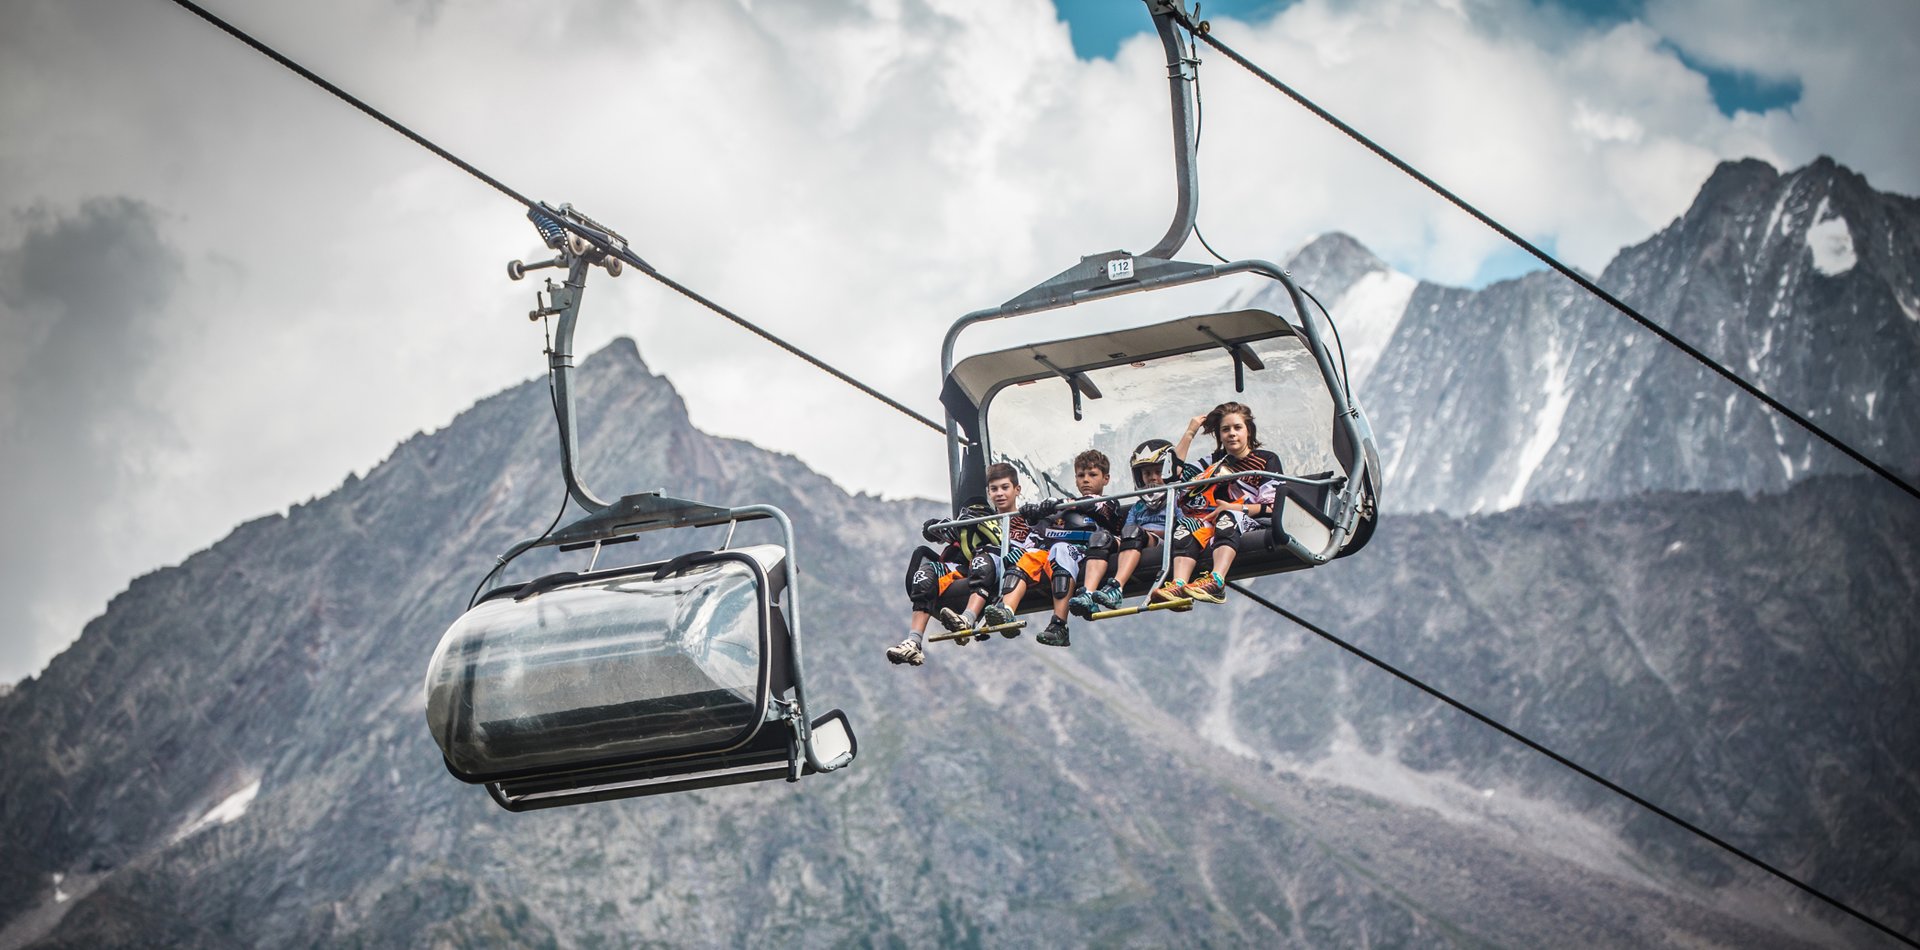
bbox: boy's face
[1075,466,1110,496]
[986,477,1020,513]
[1136,466,1166,489]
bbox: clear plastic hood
[424,551,773,782]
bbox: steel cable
[1227,580,1917,948]
[1173,11,1919,503]
[166,0,945,436]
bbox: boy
[1070,438,1202,616]
[890,462,1029,666]
[1008,449,1120,648]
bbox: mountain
[3,336,1913,948]
[1264,157,1920,514]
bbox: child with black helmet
[1070,437,1204,616]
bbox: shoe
[1090,581,1123,611]
[1185,572,1227,604]
[886,638,925,666]
[935,607,971,633]
[1067,589,1096,619]
[1037,617,1071,648]
[1150,579,1191,612]
[983,602,1020,637]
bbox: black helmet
[1129,439,1176,489]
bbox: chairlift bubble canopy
[935,255,1382,594]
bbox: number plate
[1106,257,1135,281]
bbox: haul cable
[1228,580,1918,948]
[1172,9,1919,504]
[166,0,945,436]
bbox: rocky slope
[1263,157,1920,514]
[2,340,1912,948]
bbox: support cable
[167,0,945,436]
[1225,580,1918,948]
[1173,12,1919,503]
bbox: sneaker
[1144,575,1190,614]
[1067,589,1096,619]
[1037,617,1071,648]
[982,603,1020,637]
[1090,581,1123,611]
[886,638,925,666]
[935,607,972,633]
[1185,572,1227,604]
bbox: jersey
[1185,448,1284,514]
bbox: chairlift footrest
[1090,598,1193,620]
[928,620,1026,643]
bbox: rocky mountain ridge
[2,338,1912,947]
[1265,157,1920,514]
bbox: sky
[1,0,1916,684]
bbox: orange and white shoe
[1150,579,1193,612]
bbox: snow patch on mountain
[1332,269,1416,391]
[1500,341,1572,510]
[1804,198,1857,275]
[172,778,260,843]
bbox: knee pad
[1085,528,1114,560]
[967,552,999,596]
[1050,563,1075,600]
[1172,529,1204,561]
[1213,515,1242,545]
[1118,523,1146,552]
[904,546,939,598]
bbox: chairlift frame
[425,208,855,810]
[931,0,1380,591]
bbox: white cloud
[0,0,1910,681]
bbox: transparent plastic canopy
[424,551,774,782]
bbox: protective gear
[1018,499,1060,522]
[966,549,1000,597]
[949,500,1001,560]
[921,517,950,545]
[1118,522,1148,552]
[1085,528,1115,560]
[1050,561,1075,600]
[904,546,948,612]
[1129,439,1177,489]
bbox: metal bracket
[1034,354,1103,421]
[1196,324,1266,392]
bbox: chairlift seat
[425,543,852,809]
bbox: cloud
[0,0,1911,680]
[0,198,182,682]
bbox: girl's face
[1216,412,1251,457]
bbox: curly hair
[1072,449,1111,476]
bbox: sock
[908,629,923,646]
[961,609,978,626]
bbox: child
[1152,401,1284,606]
[1011,449,1120,648]
[1070,438,1202,616]
[888,462,1028,666]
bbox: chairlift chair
[423,206,856,810]
[928,0,1381,617]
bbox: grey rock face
[1,338,1908,948]
[1275,158,1920,514]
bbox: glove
[921,517,949,544]
[1018,499,1059,522]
